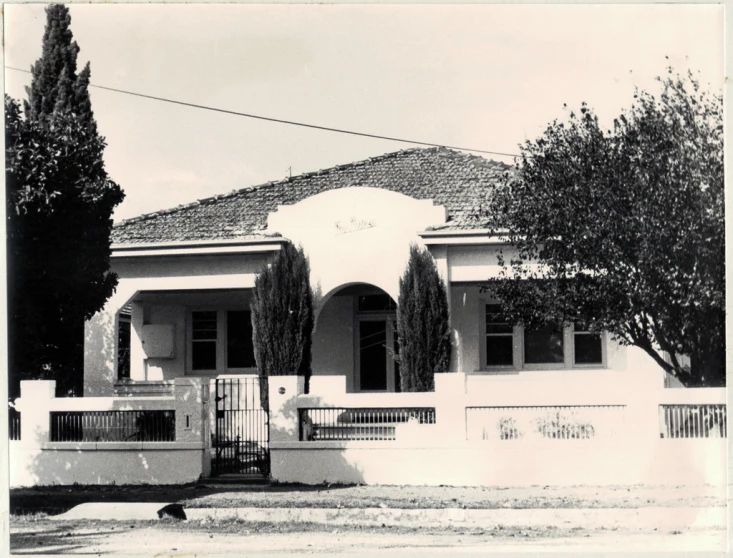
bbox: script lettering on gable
[334,216,377,235]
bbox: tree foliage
[5,4,124,396]
[396,245,451,392]
[251,243,314,408]
[485,70,724,387]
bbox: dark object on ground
[157,504,187,520]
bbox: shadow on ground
[10,482,358,515]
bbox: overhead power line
[5,65,520,158]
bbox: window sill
[186,370,259,379]
[473,368,521,376]
[472,365,607,375]
[522,363,567,371]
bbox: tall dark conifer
[251,244,314,409]
[6,4,124,396]
[396,245,451,392]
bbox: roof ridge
[114,146,499,228]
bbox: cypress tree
[6,4,124,396]
[396,245,451,392]
[251,244,314,409]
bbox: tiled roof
[112,147,511,245]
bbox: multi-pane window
[573,323,603,365]
[524,321,564,364]
[482,304,604,370]
[191,310,256,372]
[485,304,514,366]
[192,311,218,370]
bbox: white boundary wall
[9,375,726,487]
[10,378,210,487]
[269,375,727,487]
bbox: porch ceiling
[133,288,252,306]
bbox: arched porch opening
[312,283,400,393]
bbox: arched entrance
[313,283,400,393]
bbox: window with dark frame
[485,304,514,366]
[227,310,256,368]
[573,323,603,364]
[192,311,217,370]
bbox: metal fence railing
[9,407,21,441]
[466,405,626,442]
[50,410,176,442]
[299,407,436,441]
[659,404,726,439]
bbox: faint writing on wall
[334,217,377,235]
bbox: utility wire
[5,65,520,158]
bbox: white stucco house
[11,147,726,488]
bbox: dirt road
[10,517,727,555]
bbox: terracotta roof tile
[112,147,510,245]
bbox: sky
[3,4,724,223]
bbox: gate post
[173,377,210,477]
[434,372,466,442]
[268,375,304,442]
[16,380,56,446]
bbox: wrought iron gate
[213,377,270,476]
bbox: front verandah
[313,283,401,394]
[107,282,403,397]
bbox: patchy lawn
[181,484,725,510]
[10,483,724,516]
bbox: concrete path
[51,502,726,531]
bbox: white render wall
[10,446,207,487]
[270,441,726,487]
[269,187,445,303]
[312,295,354,379]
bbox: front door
[357,317,400,392]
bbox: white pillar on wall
[130,301,146,381]
[84,288,138,396]
[434,372,466,441]
[430,245,451,302]
[268,375,305,442]
[16,380,56,446]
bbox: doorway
[355,293,400,393]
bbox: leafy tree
[485,70,724,387]
[396,245,451,392]
[5,4,124,396]
[251,243,314,408]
